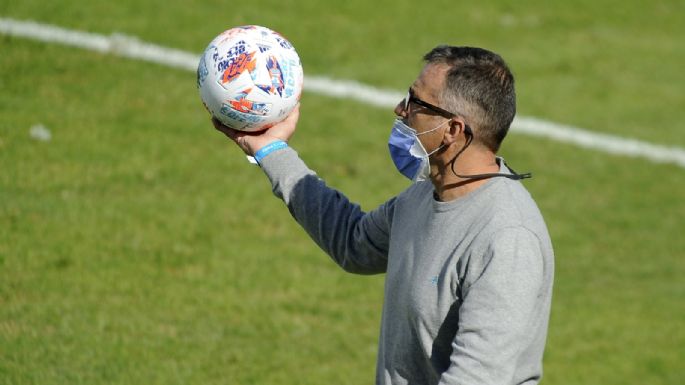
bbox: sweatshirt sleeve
[259,147,392,274]
[438,226,547,385]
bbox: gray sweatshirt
[260,147,554,385]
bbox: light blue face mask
[387,118,447,181]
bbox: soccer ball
[197,25,304,132]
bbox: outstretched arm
[212,108,392,274]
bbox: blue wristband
[254,140,288,164]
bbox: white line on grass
[2,17,684,169]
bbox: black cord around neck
[448,131,532,182]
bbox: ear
[442,117,467,145]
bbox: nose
[394,100,407,118]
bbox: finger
[212,117,237,140]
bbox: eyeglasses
[403,88,456,118]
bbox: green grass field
[1,1,684,384]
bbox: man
[214,45,554,385]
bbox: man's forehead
[412,63,449,99]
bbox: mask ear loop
[449,127,532,181]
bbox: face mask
[388,118,447,181]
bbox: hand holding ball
[197,26,303,132]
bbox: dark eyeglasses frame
[404,88,456,118]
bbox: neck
[431,148,500,202]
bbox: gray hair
[423,45,516,152]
